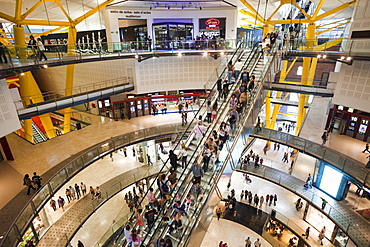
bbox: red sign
[205,18,220,26]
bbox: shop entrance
[118,19,148,50]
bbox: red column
[0,136,14,160]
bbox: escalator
[98,43,278,247]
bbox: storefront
[153,22,194,49]
[315,162,352,200]
[98,91,206,119]
[104,8,238,50]
[199,18,226,38]
[326,106,370,142]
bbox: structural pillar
[296,57,311,134]
[64,26,77,133]
[0,136,14,160]
[13,25,26,59]
[265,90,272,128]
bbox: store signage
[109,10,152,19]
[199,18,226,30]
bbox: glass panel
[287,136,306,149]
[32,185,51,210]
[168,24,177,41]
[178,25,186,41]
[15,203,34,232]
[49,169,67,191]
[323,149,345,170]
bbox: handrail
[0,123,184,247]
[249,128,370,187]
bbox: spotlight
[42,64,48,68]
[203,52,208,57]
[341,56,345,60]
[220,51,224,56]
[317,54,321,58]
[20,72,25,76]
[177,53,182,57]
[153,56,157,59]
[135,54,139,59]
[323,54,327,59]
[346,57,351,61]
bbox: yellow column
[265,90,272,128]
[64,26,77,133]
[64,64,75,133]
[296,57,311,134]
[263,25,273,37]
[67,26,77,56]
[19,72,57,140]
[306,23,316,50]
[13,25,26,59]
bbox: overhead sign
[109,10,152,19]
[199,18,226,30]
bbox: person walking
[318,227,326,245]
[123,147,127,157]
[147,154,153,166]
[254,238,261,247]
[245,237,252,247]
[65,188,72,203]
[50,198,57,211]
[169,150,179,171]
[206,100,212,123]
[23,174,36,195]
[321,197,328,209]
[321,131,328,145]
[89,186,95,199]
[303,226,310,239]
[188,161,204,184]
[144,205,157,231]
[178,146,188,169]
[363,143,370,153]
[80,182,87,196]
[69,185,76,200]
[226,60,235,84]
[274,194,278,205]
[36,38,47,61]
[32,172,42,190]
[259,196,264,208]
[75,183,81,199]
[57,196,65,211]
[216,207,222,220]
[77,240,84,247]
[193,120,208,145]
[0,41,8,63]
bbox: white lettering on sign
[110,10,151,19]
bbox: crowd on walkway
[48,182,99,212]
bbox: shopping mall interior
[0,0,370,247]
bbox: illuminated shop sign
[199,18,226,30]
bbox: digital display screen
[319,166,343,197]
[348,121,356,131]
[359,124,367,134]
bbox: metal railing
[249,127,370,186]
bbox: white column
[193,18,199,38]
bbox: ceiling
[0,0,355,28]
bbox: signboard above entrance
[199,18,226,30]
